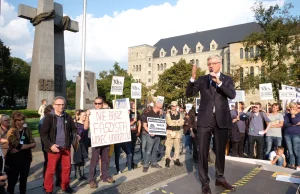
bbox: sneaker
[143,167,149,173]
[151,164,162,169]
[63,187,75,194]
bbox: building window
[212,45,215,50]
[240,48,243,59]
[198,47,201,51]
[157,64,160,71]
[261,66,265,80]
[160,64,163,71]
[245,48,249,59]
[136,53,138,58]
[133,65,135,72]
[139,65,141,71]
[148,71,151,75]
[148,63,151,67]
[256,46,260,57]
[250,66,254,77]
[227,53,230,73]
[136,65,138,72]
[160,52,163,57]
[148,79,151,83]
[149,58,151,61]
[164,63,167,70]
[196,59,199,67]
[240,67,244,84]
[184,48,187,53]
[172,50,175,55]
[139,79,141,83]
[250,47,254,58]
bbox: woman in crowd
[283,102,300,169]
[38,99,47,120]
[6,111,36,194]
[0,114,10,158]
[72,109,89,180]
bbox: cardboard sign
[110,76,124,95]
[112,98,130,110]
[147,117,166,136]
[259,83,273,100]
[234,90,245,102]
[90,109,131,147]
[156,96,164,105]
[279,90,296,100]
[196,98,200,113]
[131,83,142,99]
[185,104,193,113]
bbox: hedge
[0,109,75,118]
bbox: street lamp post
[80,0,87,109]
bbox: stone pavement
[16,140,195,194]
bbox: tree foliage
[66,80,76,109]
[153,59,206,105]
[0,40,30,106]
[243,1,300,99]
[97,62,151,107]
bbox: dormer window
[198,47,201,51]
[172,50,175,55]
[185,48,187,53]
[210,40,218,51]
[160,52,163,57]
[212,45,215,50]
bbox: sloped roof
[153,22,262,58]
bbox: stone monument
[18,0,79,110]
[76,71,98,110]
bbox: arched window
[240,67,244,84]
[157,64,160,71]
[261,66,265,80]
[133,65,135,72]
[256,66,260,75]
[160,64,163,71]
[136,65,138,72]
[164,63,167,70]
[250,66,254,77]
[240,48,243,59]
[139,65,141,71]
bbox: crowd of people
[0,94,299,193]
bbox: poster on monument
[112,98,130,110]
[259,83,273,100]
[110,76,125,95]
[131,83,142,99]
[156,96,165,105]
[233,90,245,102]
[147,117,167,136]
[89,109,131,147]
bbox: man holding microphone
[186,55,236,194]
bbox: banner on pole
[112,98,130,110]
[110,76,124,95]
[233,90,245,102]
[90,109,131,147]
[147,117,166,136]
[279,90,297,100]
[131,83,142,99]
[259,83,273,100]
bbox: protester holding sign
[142,102,163,173]
[129,100,141,169]
[86,97,115,189]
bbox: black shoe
[202,183,212,194]
[165,158,171,167]
[143,167,149,173]
[63,187,75,193]
[131,162,138,169]
[151,164,162,169]
[174,159,183,166]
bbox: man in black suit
[186,55,236,194]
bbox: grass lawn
[26,118,40,137]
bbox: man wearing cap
[165,101,184,167]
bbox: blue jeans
[276,156,284,166]
[265,136,282,159]
[185,134,192,150]
[284,134,300,166]
[143,133,160,167]
[114,142,132,172]
[141,133,147,159]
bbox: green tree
[66,80,76,109]
[97,62,150,107]
[0,40,12,103]
[153,59,206,105]
[243,1,300,99]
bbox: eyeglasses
[207,62,220,66]
[54,104,65,106]
[94,102,103,105]
[15,119,24,122]
[4,119,10,122]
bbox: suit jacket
[186,73,236,129]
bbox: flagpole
[80,0,87,109]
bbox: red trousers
[44,149,71,192]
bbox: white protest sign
[279,90,297,100]
[131,83,142,99]
[110,76,125,95]
[185,104,193,113]
[112,98,130,110]
[196,98,200,113]
[259,83,273,100]
[156,96,164,105]
[90,109,131,147]
[234,90,245,102]
[147,117,166,136]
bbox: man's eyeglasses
[54,104,65,106]
[207,62,220,66]
[94,102,103,105]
